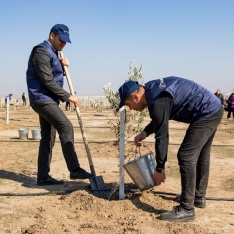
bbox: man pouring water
[118,76,223,222]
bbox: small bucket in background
[18,128,29,140]
[31,129,41,140]
[123,152,156,191]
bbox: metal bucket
[31,129,41,140]
[18,128,29,140]
[123,152,156,191]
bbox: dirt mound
[44,190,210,234]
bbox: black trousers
[32,102,80,180]
[178,107,223,210]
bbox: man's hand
[134,131,147,147]
[154,171,166,186]
[60,57,69,67]
[68,94,79,107]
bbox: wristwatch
[156,168,165,173]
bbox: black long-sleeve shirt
[143,92,173,169]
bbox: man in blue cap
[118,77,223,222]
[26,24,92,186]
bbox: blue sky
[0,0,233,97]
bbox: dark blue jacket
[145,76,221,123]
[26,41,65,105]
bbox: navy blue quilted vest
[145,76,221,123]
[26,41,64,105]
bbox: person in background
[26,24,92,186]
[5,94,13,105]
[22,92,27,106]
[118,77,223,222]
[65,100,70,110]
[214,89,224,106]
[65,92,76,111]
[227,93,234,120]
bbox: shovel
[60,51,106,197]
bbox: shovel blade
[89,176,106,197]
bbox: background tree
[103,61,148,145]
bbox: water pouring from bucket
[123,148,156,191]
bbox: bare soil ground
[0,104,234,234]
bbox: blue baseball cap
[118,80,140,109]
[50,24,71,43]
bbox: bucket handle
[125,146,141,163]
[125,146,154,164]
[135,146,141,158]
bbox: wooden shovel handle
[59,51,95,172]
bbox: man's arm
[143,121,154,136]
[134,121,154,147]
[32,47,70,102]
[148,91,173,169]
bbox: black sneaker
[174,195,206,208]
[70,167,93,179]
[37,176,64,186]
[159,206,195,222]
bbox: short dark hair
[125,86,143,101]
[49,31,58,38]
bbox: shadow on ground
[0,169,90,195]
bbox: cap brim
[58,34,71,43]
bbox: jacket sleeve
[32,47,70,102]
[143,121,154,136]
[147,92,173,169]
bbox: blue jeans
[32,101,80,180]
[178,107,223,210]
